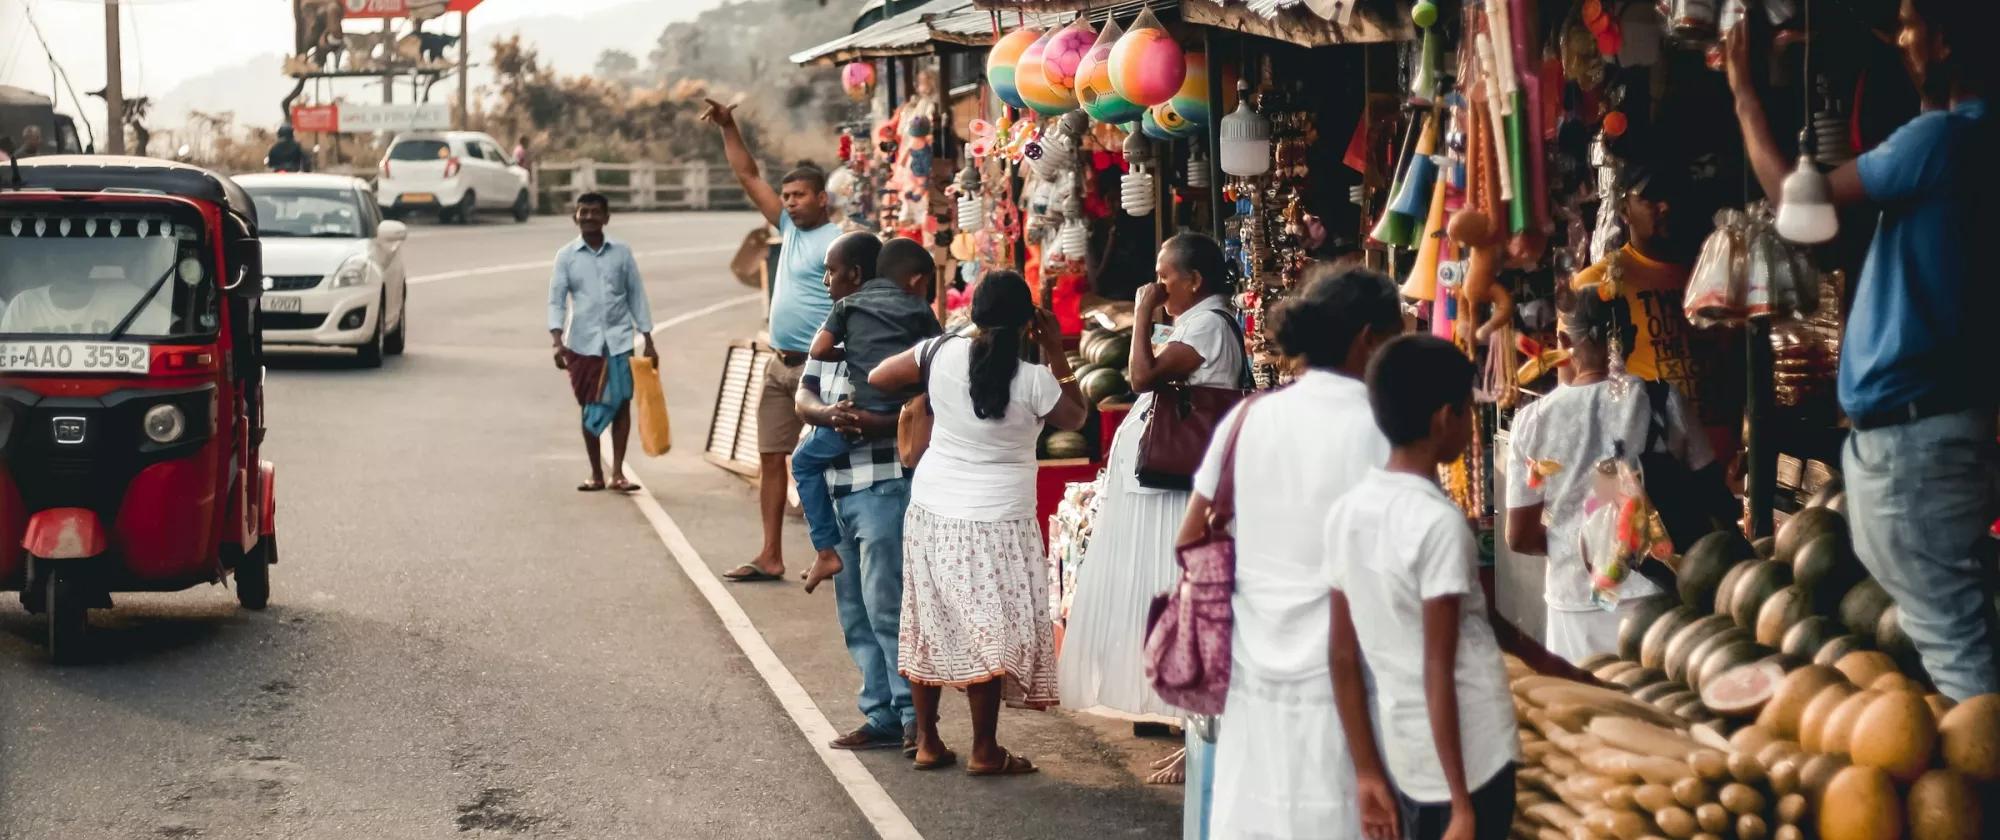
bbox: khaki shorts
[757,353,807,454]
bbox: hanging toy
[1109,7,1185,107]
[1018,30,1079,115]
[1167,52,1233,126]
[1041,15,1096,102]
[1149,101,1201,139]
[987,28,1043,110]
[965,118,997,159]
[841,62,876,101]
[1121,130,1157,216]
[1076,17,1145,124]
[1410,1,1440,105]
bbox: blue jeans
[792,426,849,552]
[831,477,915,733]
[1845,409,2000,700]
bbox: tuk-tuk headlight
[143,404,186,444]
[328,256,369,289]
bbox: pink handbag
[1143,394,1260,716]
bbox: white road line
[623,479,925,840]
[652,293,761,334]
[407,244,736,285]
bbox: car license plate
[265,296,303,313]
[0,342,149,374]
[401,192,435,204]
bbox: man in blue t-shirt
[1728,0,1999,699]
[704,97,841,583]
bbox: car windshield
[0,209,218,339]
[390,139,449,161]
[250,188,363,238]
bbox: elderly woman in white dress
[1057,233,1248,780]
[1182,265,1404,839]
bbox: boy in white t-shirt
[1326,335,1519,840]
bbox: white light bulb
[1775,154,1838,245]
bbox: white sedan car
[374,131,532,224]
[237,173,409,367]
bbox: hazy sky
[0,0,724,117]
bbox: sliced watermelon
[1700,659,1787,719]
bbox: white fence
[534,161,759,213]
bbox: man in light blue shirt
[704,97,841,582]
[548,192,657,494]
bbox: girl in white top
[1059,233,1248,775]
[870,270,1089,776]
[1182,265,1405,840]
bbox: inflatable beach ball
[1150,101,1201,138]
[1109,10,1185,107]
[1041,18,1096,98]
[841,62,876,101]
[1168,53,1237,126]
[1077,19,1144,124]
[987,28,1042,110]
[1017,30,1078,115]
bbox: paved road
[0,212,1182,839]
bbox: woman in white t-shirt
[869,270,1088,775]
[1058,233,1248,775]
[1506,288,1714,663]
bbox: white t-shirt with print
[1505,379,1714,611]
[0,285,168,335]
[908,334,1062,522]
[1324,468,1519,804]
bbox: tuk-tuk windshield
[0,209,217,340]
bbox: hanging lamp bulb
[1218,82,1270,177]
[1776,128,1838,245]
[1187,138,1211,190]
[1122,165,1156,216]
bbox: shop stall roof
[791,0,970,65]
[793,0,1185,64]
[927,0,1172,45]
[970,0,1411,45]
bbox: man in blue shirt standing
[1728,1,1998,699]
[704,98,841,582]
[549,192,657,494]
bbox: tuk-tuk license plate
[265,296,303,313]
[0,342,149,374]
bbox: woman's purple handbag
[1144,394,1260,716]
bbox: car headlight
[143,404,186,444]
[328,256,369,289]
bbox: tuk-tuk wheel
[45,572,88,665]
[236,538,272,611]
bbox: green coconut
[1680,530,1758,613]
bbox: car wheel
[384,289,407,356]
[512,189,532,222]
[356,295,386,368]
[235,538,271,611]
[455,191,476,225]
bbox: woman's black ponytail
[968,271,1034,420]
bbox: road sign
[338,102,451,133]
[290,104,339,133]
[341,0,483,18]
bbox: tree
[595,49,639,82]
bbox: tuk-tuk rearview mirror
[226,235,263,299]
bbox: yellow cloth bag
[630,356,671,456]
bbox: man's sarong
[566,351,633,436]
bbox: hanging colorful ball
[1109,16,1186,107]
[1040,17,1096,99]
[1167,53,1235,126]
[1150,101,1200,138]
[1016,30,1078,115]
[841,62,876,101]
[986,29,1042,110]
[1077,21,1144,124]
[1140,108,1177,141]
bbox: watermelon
[1042,430,1090,459]
[1775,506,1846,568]
[1731,561,1795,630]
[1781,615,1840,660]
[1756,585,1816,647]
[1080,367,1129,401]
[1876,604,1924,679]
[1680,530,1757,613]
[1793,533,1863,612]
[1697,640,1777,693]
[1578,653,1623,673]
[1642,606,1702,670]
[1667,615,1738,684]
[1620,598,1681,661]
[1091,333,1132,369]
[1754,536,1777,559]
[1715,559,1761,620]
[1703,659,1787,718]
[1839,579,1895,641]
[1813,634,1867,667]
[1634,681,1690,703]
[1805,476,1844,510]
[1682,627,1754,686]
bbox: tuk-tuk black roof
[7,155,257,233]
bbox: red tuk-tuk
[0,154,278,662]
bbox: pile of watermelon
[1525,487,2000,839]
[1073,325,1137,407]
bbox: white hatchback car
[375,131,532,224]
[238,173,409,367]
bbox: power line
[19,0,97,149]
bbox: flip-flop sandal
[608,480,642,493]
[721,565,784,582]
[912,750,957,771]
[966,752,1037,777]
[577,480,606,492]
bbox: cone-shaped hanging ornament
[1401,173,1450,300]
[1109,8,1185,107]
[987,28,1042,110]
[1076,18,1144,124]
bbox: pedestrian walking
[1058,232,1247,783]
[1726,0,1999,700]
[703,97,841,584]
[1328,335,1520,840]
[869,271,1088,775]
[1183,265,1400,839]
[547,192,657,493]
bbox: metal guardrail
[534,161,758,213]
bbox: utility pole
[381,18,394,104]
[103,0,126,154]
[456,10,468,129]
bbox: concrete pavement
[0,212,1182,839]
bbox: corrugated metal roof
[793,0,1175,64]
[970,0,1412,44]
[928,0,1171,44]
[791,0,970,65]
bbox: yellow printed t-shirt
[1570,245,1744,454]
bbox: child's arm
[1330,591,1400,840]
[809,328,845,362]
[1481,567,1602,685]
[1421,595,1477,840]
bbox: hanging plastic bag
[1685,208,1750,327]
[631,355,672,457]
[1577,456,1674,610]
